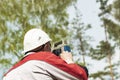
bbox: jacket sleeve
[43,53,88,80]
[56,63,88,80]
[32,60,85,80]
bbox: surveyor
[3,28,88,80]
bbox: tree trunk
[79,37,86,66]
[104,23,114,80]
[108,53,114,80]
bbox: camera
[52,40,71,56]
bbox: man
[3,28,88,80]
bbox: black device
[52,40,71,56]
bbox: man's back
[3,52,87,80]
[4,60,75,80]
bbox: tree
[90,40,115,80]
[99,0,120,79]
[91,0,120,79]
[70,5,92,66]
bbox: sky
[68,0,105,47]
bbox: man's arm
[59,51,88,80]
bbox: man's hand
[60,51,74,64]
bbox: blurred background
[0,0,119,80]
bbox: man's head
[23,28,51,54]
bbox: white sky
[68,0,106,47]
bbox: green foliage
[90,41,115,60]
[96,0,108,9]
[97,0,112,16]
[0,58,12,67]
[90,63,119,80]
[102,18,120,42]
[98,0,120,45]
[90,71,110,80]
[113,0,120,21]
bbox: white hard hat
[23,28,51,53]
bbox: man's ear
[44,42,51,51]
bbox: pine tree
[91,0,120,79]
[70,5,92,66]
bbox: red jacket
[4,52,88,80]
